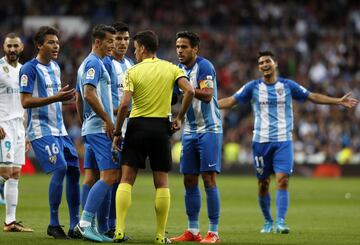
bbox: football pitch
[0,174,359,245]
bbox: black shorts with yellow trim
[121,117,172,172]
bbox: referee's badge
[3,66,9,73]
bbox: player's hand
[56,84,76,102]
[0,127,6,139]
[172,117,182,132]
[340,92,359,108]
[112,135,123,151]
[25,138,31,152]
[104,119,114,140]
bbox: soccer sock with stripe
[49,167,66,226]
[276,189,289,221]
[81,183,91,209]
[205,186,220,234]
[4,178,18,224]
[66,166,80,230]
[97,188,111,233]
[185,186,201,234]
[82,180,111,226]
[108,183,118,230]
[155,188,170,236]
[258,193,273,222]
[115,183,132,233]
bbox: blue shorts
[180,133,222,174]
[252,141,294,179]
[31,135,79,174]
[83,133,120,171]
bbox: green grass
[0,174,359,244]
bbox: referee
[112,30,194,244]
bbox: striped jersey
[76,53,113,136]
[233,77,309,143]
[103,56,133,112]
[179,56,222,134]
[0,57,23,121]
[19,58,68,141]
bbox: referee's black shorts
[121,117,172,172]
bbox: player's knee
[202,173,217,188]
[258,179,270,195]
[276,176,289,189]
[184,174,199,188]
[10,171,20,179]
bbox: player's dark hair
[176,31,200,48]
[133,30,158,53]
[33,26,59,47]
[4,33,20,40]
[257,51,275,60]
[91,24,116,44]
[112,22,129,33]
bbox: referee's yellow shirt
[124,57,186,118]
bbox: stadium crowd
[1,0,359,166]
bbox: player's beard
[6,52,19,63]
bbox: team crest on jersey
[3,66,9,73]
[20,74,28,86]
[276,88,284,96]
[49,155,57,164]
[86,68,95,79]
[6,153,11,160]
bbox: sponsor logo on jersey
[86,68,95,79]
[20,74,28,86]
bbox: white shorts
[0,118,25,166]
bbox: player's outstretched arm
[218,96,237,109]
[21,84,75,108]
[307,92,359,108]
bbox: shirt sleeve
[123,70,134,92]
[233,81,254,104]
[197,60,215,89]
[84,59,101,87]
[287,79,309,102]
[19,63,36,94]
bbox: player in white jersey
[171,31,222,244]
[101,21,133,238]
[218,51,358,234]
[75,24,117,243]
[19,26,81,239]
[0,33,33,232]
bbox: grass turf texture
[0,174,359,244]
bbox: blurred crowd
[1,0,359,166]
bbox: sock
[49,167,66,226]
[4,178,18,224]
[205,186,220,233]
[155,188,170,236]
[185,186,201,232]
[97,188,111,233]
[258,193,273,222]
[276,189,289,221]
[116,183,132,232]
[108,184,118,230]
[66,166,80,230]
[83,180,111,218]
[81,184,91,209]
[80,210,94,227]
